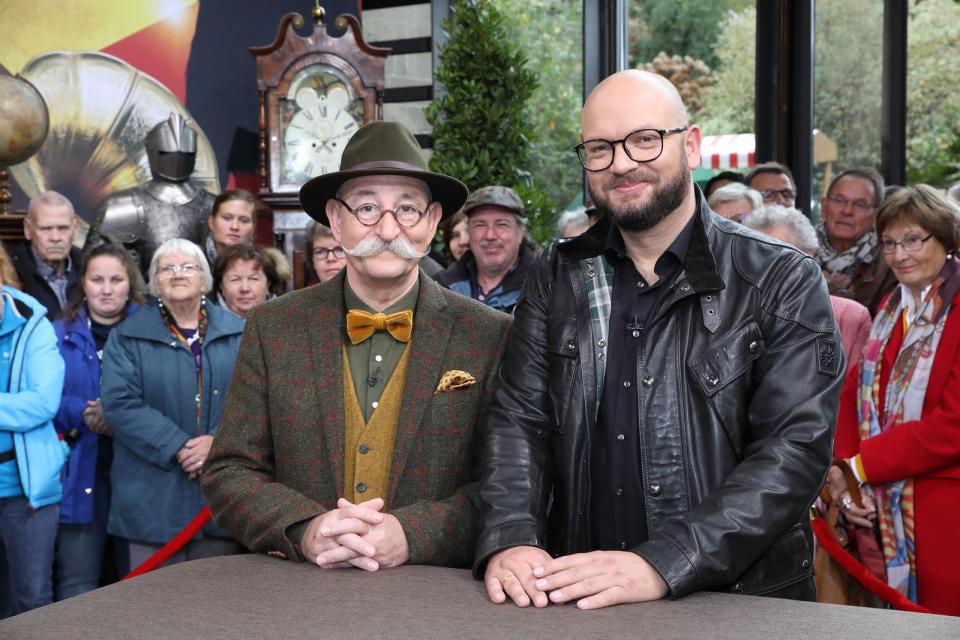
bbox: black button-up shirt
[590,212,696,552]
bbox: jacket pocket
[545,314,579,433]
[688,319,763,454]
[728,522,814,596]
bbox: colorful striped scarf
[856,257,960,602]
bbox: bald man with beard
[474,70,844,609]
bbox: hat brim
[300,167,468,226]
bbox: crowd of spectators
[2,117,960,619]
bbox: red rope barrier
[811,515,930,614]
[122,507,212,580]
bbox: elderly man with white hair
[100,238,244,570]
[743,205,872,367]
[707,183,763,224]
[555,208,591,238]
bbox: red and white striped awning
[700,134,755,170]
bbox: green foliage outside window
[426,0,556,242]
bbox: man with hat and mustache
[202,122,512,570]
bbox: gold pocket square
[436,370,477,393]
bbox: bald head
[582,70,689,138]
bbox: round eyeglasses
[573,126,688,172]
[335,198,429,228]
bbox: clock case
[251,12,391,208]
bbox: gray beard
[593,164,691,233]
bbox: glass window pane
[628,1,757,186]
[498,0,584,217]
[812,0,884,210]
[906,0,960,187]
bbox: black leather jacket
[475,201,844,600]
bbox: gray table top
[1,554,957,639]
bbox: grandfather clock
[251,4,390,287]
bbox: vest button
[359,444,369,454]
[356,482,366,493]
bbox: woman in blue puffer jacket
[53,243,144,600]
[0,241,66,616]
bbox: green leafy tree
[498,0,584,218]
[426,0,555,241]
[699,0,960,186]
[629,0,728,68]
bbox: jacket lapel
[387,272,452,505]
[305,275,348,499]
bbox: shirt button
[371,401,379,409]
[597,339,606,348]
[375,354,383,362]
[615,488,623,496]
[631,330,640,338]
[648,483,662,497]
[356,482,366,493]
[598,353,605,360]
[616,433,625,441]
[623,380,631,388]
[359,444,369,454]
[642,376,654,387]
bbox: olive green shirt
[344,279,419,422]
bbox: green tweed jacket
[201,270,511,567]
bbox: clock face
[279,67,364,186]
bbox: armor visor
[146,113,198,181]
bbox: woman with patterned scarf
[829,185,960,615]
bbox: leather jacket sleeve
[474,247,560,573]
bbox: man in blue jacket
[0,271,67,616]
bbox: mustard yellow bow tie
[346,309,414,345]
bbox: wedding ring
[501,574,516,584]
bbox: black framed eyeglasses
[334,198,429,228]
[312,246,345,260]
[573,126,688,172]
[880,234,933,254]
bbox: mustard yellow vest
[341,344,411,505]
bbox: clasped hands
[300,497,409,572]
[485,545,668,610]
[176,435,214,481]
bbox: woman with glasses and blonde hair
[829,185,960,615]
[100,238,244,570]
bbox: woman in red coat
[830,184,960,616]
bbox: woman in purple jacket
[53,244,143,599]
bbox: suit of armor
[95,114,216,273]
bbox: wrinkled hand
[177,435,214,481]
[827,464,877,528]
[532,551,669,610]
[484,545,553,608]
[314,498,410,570]
[301,497,385,571]
[83,400,111,436]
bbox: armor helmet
[146,113,198,181]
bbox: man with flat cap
[436,186,537,314]
[202,122,512,569]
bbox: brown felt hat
[299,121,468,225]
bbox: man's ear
[22,216,33,241]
